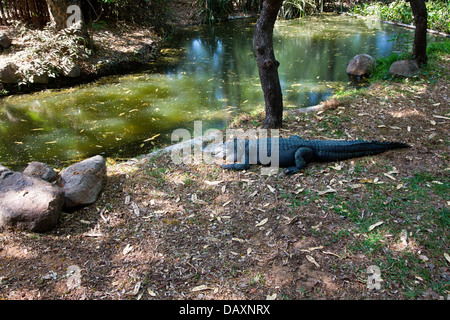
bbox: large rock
[346,54,376,77]
[23,161,57,182]
[0,166,64,232]
[31,72,49,84]
[0,33,12,50]
[388,60,419,77]
[58,155,107,210]
[62,63,81,78]
[0,62,19,84]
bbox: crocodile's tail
[313,140,410,162]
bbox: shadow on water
[0,14,439,167]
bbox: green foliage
[368,39,450,81]
[234,0,262,14]
[280,0,317,19]
[353,0,450,34]
[426,38,450,56]
[95,0,171,34]
[280,0,324,19]
[194,0,234,24]
[371,51,412,81]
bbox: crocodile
[216,135,409,176]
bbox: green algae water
[0,15,435,167]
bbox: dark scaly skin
[220,135,409,176]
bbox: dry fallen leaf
[255,218,268,227]
[266,293,277,300]
[318,187,336,195]
[368,221,384,232]
[123,244,134,255]
[383,173,397,181]
[191,285,209,292]
[444,253,450,264]
[205,180,223,186]
[331,163,342,170]
[322,250,342,259]
[191,193,207,204]
[147,288,157,297]
[130,281,141,295]
[306,255,320,268]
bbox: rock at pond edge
[0,168,64,232]
[58,155,107,210]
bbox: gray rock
[31,72,49,84]
[0,167,64,232]
[0,33,12,50]
[0,62,19,83]
[388,60,419,77]
[58,155,107,210]
[346,54,376,76]
[23,162,57,182]
[0,164,10,174]
[62,64,81,78]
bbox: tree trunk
[254,0,284,129]
[408,0,428,66]
[46,0,92,48]
[47,0,82,30]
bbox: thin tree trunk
[254,0,284,129]
[408,0,428,66]
[47,0,82,30]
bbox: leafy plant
[14,21,91,85]
[280,0,319,19]
[194,0,234,24]
[353,0,450,34]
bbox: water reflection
[0,15,432,166]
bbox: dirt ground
[0,1,449,301]
[0,51,448,300]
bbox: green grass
[366,39,450,82]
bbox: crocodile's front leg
[221,163,251,171]
[281,147,313,176]
[221,142,251,171]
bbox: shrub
[14,21,91,85]
[280,0,320,19]
[353,0,450,34]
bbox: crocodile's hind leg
[281,147,313,176]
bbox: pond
[0,14,435,167]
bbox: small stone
[0,33,12,50]
[23,162,57,182]
[62,64,81,78]
[0,62,19,84]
